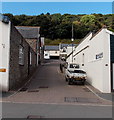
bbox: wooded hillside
[4,13,114,41]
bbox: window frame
[19,45,24,65]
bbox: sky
[1,2,113,15]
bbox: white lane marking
[85,85,112,102]
[0,101,112,107]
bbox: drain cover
[27,115,44,119]
[39,86,48,88]
[19,87,28,92]
[64,97,77,102]
[64,97,101,103]
[28,89,39,92]
[77,97,101,103]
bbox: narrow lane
[2,60,111,105]
[1,60,112,118]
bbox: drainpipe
[37,28,40,66]
[71,24,74,63]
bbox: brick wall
[9,23,37,90]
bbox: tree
[3,13,114,40]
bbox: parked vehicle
[65,63,87,85]
[44,51,50,60]
[66,63,80,70]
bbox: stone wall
[9,23,37,90]
[26,39,37,53]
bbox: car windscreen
[69,64,79,68]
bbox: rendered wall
[0,21,10,91]
[72,29,111,93]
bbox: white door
[112,63,114,90]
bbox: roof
[0,14,10,23]
[45,45,59,51]
[66,27,114,59]
[60,44,77,49]
[16,26,40,39]
[0,14,2,21]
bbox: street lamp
[71,23,74,63]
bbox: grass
[45,38,81,45]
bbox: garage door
[112,63,114,90]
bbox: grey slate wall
[110,34,114,63]
[9,23,37,90]
[26,39,37,53]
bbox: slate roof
[45,45,59,51]
[0,14,3,21]
[16,26,40,39]
[60,44,77,49]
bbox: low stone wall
[9,23,37,90]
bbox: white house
[67,27,114,93]
[0,15,10,91]
[44,45,60,59]
[59,44,76,61]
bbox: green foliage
[3,13,114,42]
[80,15,96,26]
[45,38,81,45]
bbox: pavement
[2,102,112,118]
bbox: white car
[65,63,87,85]
[44,52,50,60]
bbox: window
[69,64,79,68]
[19,45,24,65]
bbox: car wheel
[82,81,85,85]
[68,79,72,85]
[65,77,68,82]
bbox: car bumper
[70,78,86,83]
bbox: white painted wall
[0,21,10,91]
[68,28,112,93]
[66,46,75,63]
[113,63,114,90]
[49,50,60,56]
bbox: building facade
[44,45,60,59]
[67,28,114,93]
[16,26,41,65]
[0,15,39,91]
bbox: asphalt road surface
[1,60,113,118]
